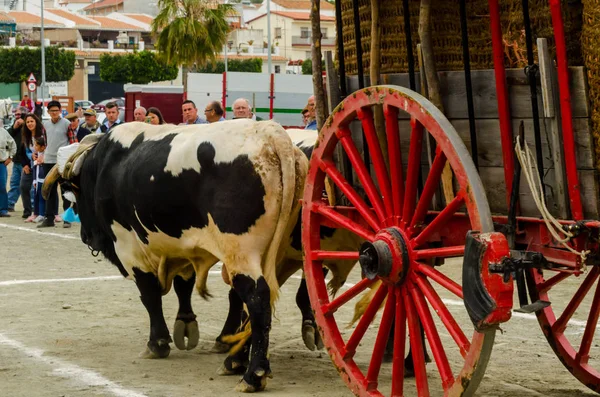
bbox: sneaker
[0,212,10,218]
[22,211,31,219]
[63,221,71,229]
[33,215,45,223]
[54,215,62,223]
[7,207,14,212]
[24,214,36,223]
[37,218,55,228]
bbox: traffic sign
[27,72,36,83]
[27,82,36,92]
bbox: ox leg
[214,288,246,353]
[295,272,324,351]
[173,274,199,351]
[403,322,431,377]
[133,268,172,359]
[231,274,271,393]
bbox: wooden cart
[300,0,600,395]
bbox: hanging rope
[514,139,589,265]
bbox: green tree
[151,0,233,90]
[195,58,262,73]
[0,46,75,83]
[100,51,178,84]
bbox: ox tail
[262,123,308,309]
[348,280,385,328]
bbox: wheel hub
[358,227,409,283]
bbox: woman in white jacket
[0,127,17,217]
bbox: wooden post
[325,50,342,205]
[419,0,454,205]
[370,0,388,165]
[310,0,327,130]
[538,37,568,218]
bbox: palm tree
[151,0,233,90]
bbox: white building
[246,10,335,62]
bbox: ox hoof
[139,339,171,359]
[301,320,323,351]
[173,319,199,351]
[217,355,247,376]
[235,376,267,393]
[211,340,231,354]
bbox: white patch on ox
[286,128,318,150]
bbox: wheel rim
[531,263,600,392]
[302,86,495,397]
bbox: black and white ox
[43,120,308,392]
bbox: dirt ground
[1,203,599,396]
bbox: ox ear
[42,165,60,200]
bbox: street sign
[27,82,36,92]
[28,72,36,83]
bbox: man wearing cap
[81,108,101,134]
[66,113,91,143]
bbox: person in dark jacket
[6,106,28,214]
[19,113,46,220]
[65,113,91,142]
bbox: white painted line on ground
[1,272,223,287]
[0,333,148,397]
[0,275,122,287]
[0,223,80,240]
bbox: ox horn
[42,165,61,200]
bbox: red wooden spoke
[414,273,471,357]
[578,279,600,364]
[409,281,455,390]
[391,288,407,397]
[343,283,388,360]
[553,266,600,334]
[365,286,395,391]
[312,203,376,242]
[402,118,424,225]
[337,127,387,223]
[536,271,572,294]
[357,107,394,217]
[410,148,447,229]
[412,192,465,247]
[384,104,404,216]
[323,278,376,316]
[311,250,360,261]
[414,245,465,260]
[414,262,463,299]
[403,290,430,396]
[318,158,381,231]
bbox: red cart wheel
[302,86,496,396]
[530,259,600,392]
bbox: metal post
[40,0,46,101]
[459,0,479,170]
[334,0,346,97]
[267,0,272,74]
[402,0,416,91]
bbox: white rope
[514,139,589,264]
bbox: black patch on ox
[80,132,267,248]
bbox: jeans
[0,163,7,214]
[34,183,46,217]
[42,163,58,219]
[8,163,22,208]
[20,169,33,216]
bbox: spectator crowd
[0,94,318,225]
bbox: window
[321,28,328,39]
[275,65,281,73]
[275,27,282,39]
[301,27,310,39]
